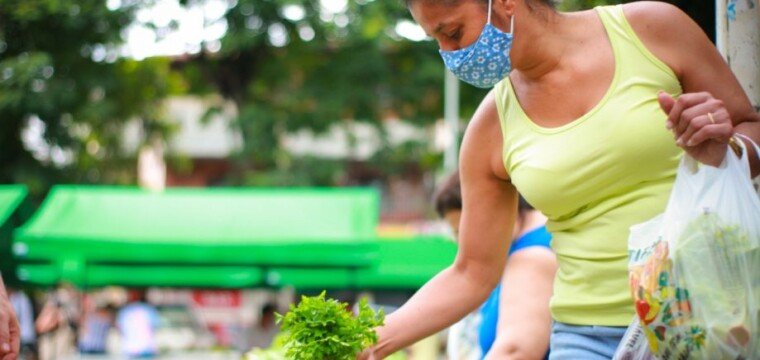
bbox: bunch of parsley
[276,291,385,359]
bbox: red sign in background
[191,290,242,308]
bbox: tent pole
[443,70,460,173]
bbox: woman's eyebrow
[434,22,450,35]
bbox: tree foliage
[176,0,492,175]
[0,0,713,192]
[0,0,182,196]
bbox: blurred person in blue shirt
[78,302,114,355]
[117,290,160,359]
[435,171,556,359]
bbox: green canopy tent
[0,185,29,285]
[264,236,457,290]
[356,236,456,289]
[14,186,381,287]
[16,264,264,288]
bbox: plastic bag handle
[734,133,760,162]
[730,134,758,179]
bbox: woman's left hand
[658,91,734,167]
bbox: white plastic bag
[613,317,657,360]
[616,138,760,360]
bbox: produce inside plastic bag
[613,317,657,360]
[615,139,760,360]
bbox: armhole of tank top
[493,80,512,173]
[612,5,680,85]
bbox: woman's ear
[494,0,517,18]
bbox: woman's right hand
[357,348,378,360]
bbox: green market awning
[355,237,456,289]
[0,185,28,227]
[14,186,381,286]
[17,237,457,290]
[13,186,457,290]
[266,237,457,290]
[0,185,29,282]
[17,264,264,288]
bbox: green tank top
[494,5,683,326]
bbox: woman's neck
[509,7,590,82]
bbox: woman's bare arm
[362,91,518,359]
[626,2,760,175]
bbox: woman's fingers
[676,115,710,147]
[662,92,712,131]
[688,123,733,148]
[0,307,9,356]
[678,107,732,147]
[675,101,718,137]
[8,317,18,360]
[658,92,676,129]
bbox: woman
[361,0,760,358]
[435,171,555,359]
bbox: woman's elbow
[453,257,503,293]
[489,340,547,360]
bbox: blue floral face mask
[439,0,515,88]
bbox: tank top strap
[493,78,524,174]
[493,78,514,132]
[595,5,679,82]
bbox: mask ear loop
[487,0,493,24]
[488,0,515,35]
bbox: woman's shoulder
[620,1,688,23]
[621,1,696,44]
[620,1,701,79]
[462,90,510,181]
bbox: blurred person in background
[35,283,79,360]
[435,171,556,359]
[247,303,278,350]
[77,303,114,355]
[8,288,35,360]
[116,290,159,359]
[0,274,20,360]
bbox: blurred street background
[0,0,751,359]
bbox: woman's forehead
[410,0,486,34]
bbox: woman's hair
[405,0,555,10]
[434,170,462,218]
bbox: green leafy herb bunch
[276,291,385,359]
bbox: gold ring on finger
[707,112,716,124]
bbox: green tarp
[14,186,380,284]
[356,237,457,289]
[17,264,264,288]
[17,238,457,290]
[13,186,457,290]
[0,185,28,283]
[0,185,28,226]
[266,237,457,290]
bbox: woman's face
[409,0,490,52]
